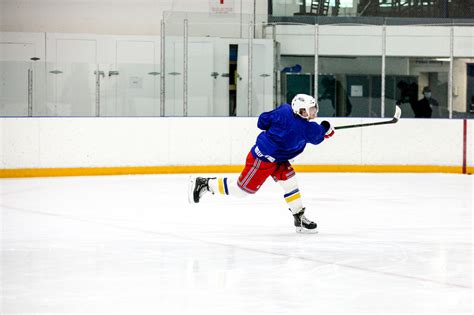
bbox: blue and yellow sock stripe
[284,188,301,203]
[218,178,229,195]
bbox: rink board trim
[0,165,471,178]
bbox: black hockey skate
[292,207,318,233]
[188,176,214,203]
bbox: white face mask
[424,92,432,98]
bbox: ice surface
[1,173,472,314]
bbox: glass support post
[448,25,454,119]
[381,23,386,117]
[248,22,253,116]
[314,23,319,105]
[27,68,33,116]
[183,19,189,116]
[160,19,165,116]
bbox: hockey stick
[334,106,401,130]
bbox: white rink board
[1,117,471,169]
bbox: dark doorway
[467,64,474,113]
[229,45,238,116]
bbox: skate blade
[188,176,196,204]
[295,227,319,234]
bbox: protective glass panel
[164,12,272,117]
[251,41,275,116]
[104,63,159,116]
[0,61,30,116]
[270,0,473,18]
[385,57,449,118]
[185,35,217,117]
[278,25,316,112]
[164,21,184,116]
[453,58,474,118]
[272,0,354,17]
[236,39,275,116]
[46,62,97,116]
[319,56,383,117]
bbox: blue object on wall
[281,64,302,73]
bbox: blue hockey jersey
[251,104,328,163]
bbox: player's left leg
[189,152,276,203]
[189,175,250,204]
[272,163,317,233]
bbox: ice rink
[1,172,473,314]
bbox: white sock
[208,177,249,198]
[278,176,304,214]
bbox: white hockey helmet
[291,94,318,119]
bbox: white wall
[1,117,471,169]
[0,0,267,36]
[273,24,474,57]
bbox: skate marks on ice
[1,173,472,314]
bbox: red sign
[210,0,234,15]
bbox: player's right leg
[273,164,317,233]
[291,207,317,233]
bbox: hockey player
[188,94,335,233]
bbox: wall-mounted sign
[351,85,363,97]
[209,0,235,15]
